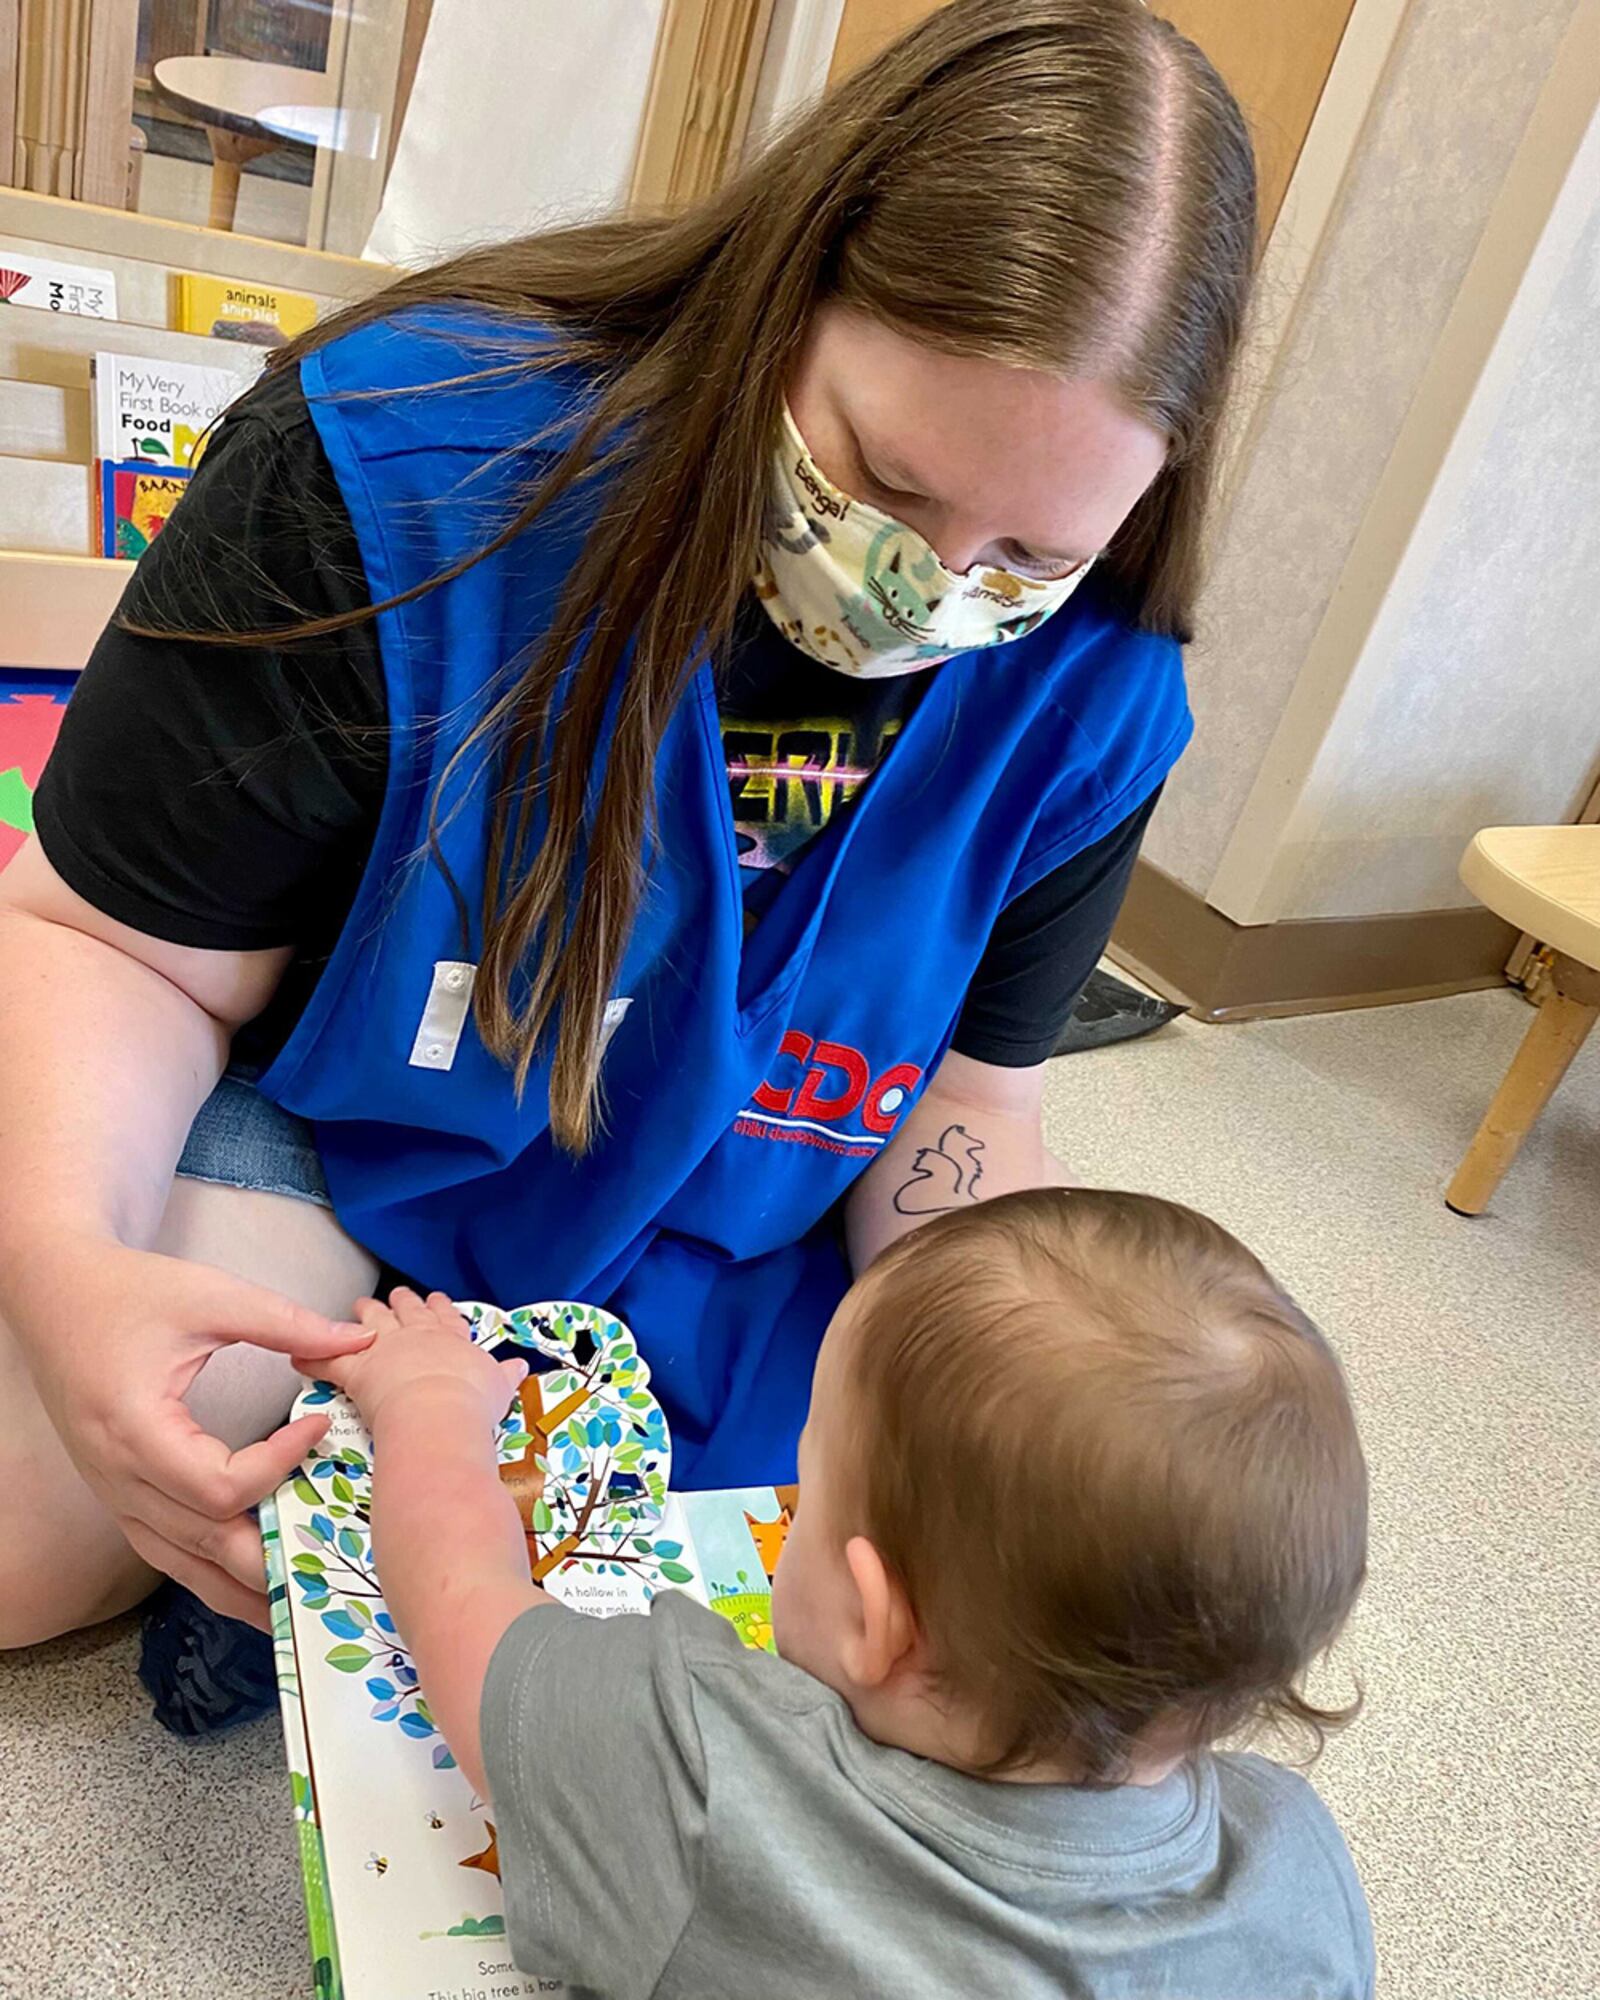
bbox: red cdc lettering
[750,1031,922,1131]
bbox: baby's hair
[845,1188,1367,1783]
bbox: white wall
[364,0,665,269]
[1287,183,1600,918]
[1143,0,1585,904]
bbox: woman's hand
[11,1236,376,1631]
[299,1288,529,1437]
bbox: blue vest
[259,309,1192,1487]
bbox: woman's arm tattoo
[892,1123,987,1215]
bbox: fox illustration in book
[460,1824,501,1881]
[743,1504,794,1582]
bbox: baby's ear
[841,1536,919,1690]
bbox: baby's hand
[294,1288,528,1435]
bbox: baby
[306,1187,1373,2000]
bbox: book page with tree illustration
[267,1299,794,2000]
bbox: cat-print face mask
[752,401,1093,678]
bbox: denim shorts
[175,1070,331,1207]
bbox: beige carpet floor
[2,984,1595,1998]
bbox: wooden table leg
[204,124,275,232]
[1446,979,1600,1215]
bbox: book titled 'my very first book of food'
[262,1298,794,2000]
[91,348,258,470]
[89,348,259,556]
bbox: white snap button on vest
[410,960,480,1071]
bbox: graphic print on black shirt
[717,599,929,923]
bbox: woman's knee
[160,1180,380,1445]
[0,1526,155,1650]
[0,1316,157,1649]
[156,1176,379,1318]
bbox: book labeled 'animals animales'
[172,272,318,346]
[263,1297,795,2000]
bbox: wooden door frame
[0,0,138,204]
[0,0,18,187]
[631,0,777,210]
[633,0,1410,313]
[386,0,433,177]
[827,0,939,81]
[1209,0,1413,504]
[1208,1,1600,926]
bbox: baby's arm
[297,1289,551,1797]
[369,1373,547,1798]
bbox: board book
[172,272,318,346]
[0,251,116,318]
[97,460,189,559]
[90,347,259,471]
[263,1297,795,2000]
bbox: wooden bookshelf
[0,185,393,565]
[0,314,258,555]
[0,550,131,670]
[0,187,392,304]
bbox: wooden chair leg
[1447,981,1600,1215]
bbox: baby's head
[770,1188,1367,1784]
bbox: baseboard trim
[1109,858,1520,1022]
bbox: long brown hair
[138,0,1256,1151]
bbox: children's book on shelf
[97,461,189,560]
[90,346,259,472]
[263,1297,796,2000]
[0,251,116,318]
[172,272,318,346]
[0,665,75,870]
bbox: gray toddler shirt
[482,1592,1374,2000]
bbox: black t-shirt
[719,594,932,924]
[33,366,1158,1070]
